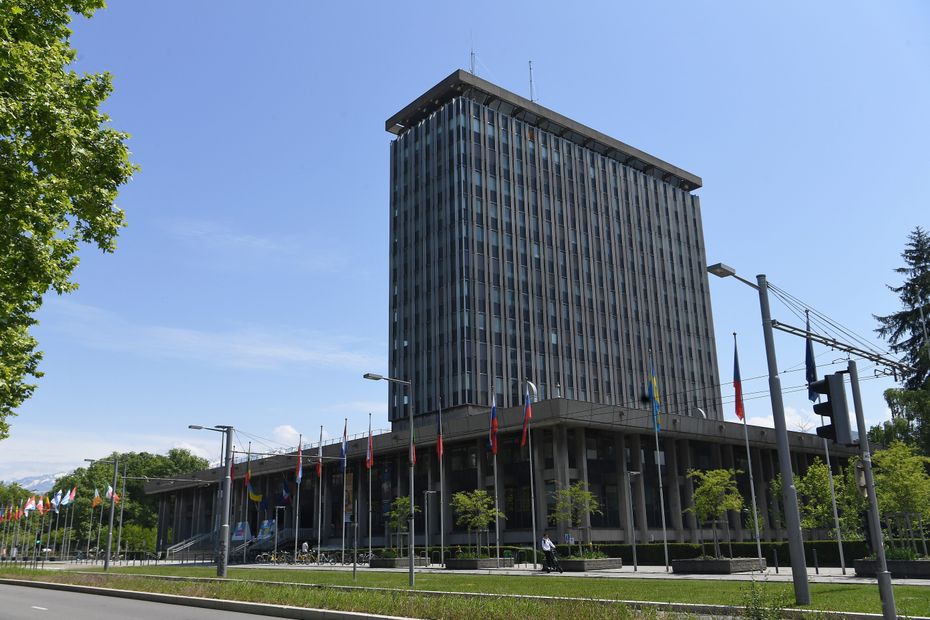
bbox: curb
[2,574,923,620]
[0,577,411,620]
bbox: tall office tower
[386,70,722,426]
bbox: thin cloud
[45,299,384,372]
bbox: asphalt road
[0,584,281,619]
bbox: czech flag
[489,395,498,455]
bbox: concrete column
[679,439,699,542]
[629,434,648,541]
[665,437,684,542]
[721,444,741,535]
[616,432,631,541]
[532,427,547,547]
[578,428,592,543]
[553,427,569,542]
[751,446,769,541]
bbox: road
[0,584,280,619]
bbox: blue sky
[2,1,928,481]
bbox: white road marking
[31,606,48,611]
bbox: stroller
[543,548,563,573]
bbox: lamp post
[625,471,640,572]
[707,263,810,604]
[84,457,119,571]
[189,424,234,577]
[364,372,415,588]
[275,505,286,561]
[424,490,438,565]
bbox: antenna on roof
[470,48,477,76]
[528,60,535,103]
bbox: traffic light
[810,372,853,445]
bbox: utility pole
[849,360,897,620]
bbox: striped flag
[91,489,101,508]
[295,437,303,486]
[366,416,374,469]
[734,335,745,422]
[647,359,661,431]
[316,428,323,478]
[340,419,348,472]
[521,387,532,447]
[489,395,498,455]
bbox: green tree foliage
[0,0,136,437]
[871,442,930,520]
[835,459,868,539]
[0,480,31,507]
[386,495,419,550]
[871,389,930,457]
[686,469,744,558]
[549,481,601,552]
[119,522,155,553]
[875,226,930,390]
[47,448,207,550]
[450,489,504,554]
[795,458,834,535]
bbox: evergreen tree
[874,226,930,390]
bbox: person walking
[540,532,562,573]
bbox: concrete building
[146,71,855,556]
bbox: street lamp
[364,372,415,587]
[189,424,234,577]
[84,457,119,572]
[707,263,810,604]
[625,471,640,572]
[424,490,438,565]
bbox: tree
[450,489,504,556]
[549,481,602,555]
[686,469,744,558]
[872,389,930,457]
[835,459,868,540]
[875,226,930,391]
[0,0,136,438]
[872,442,930,520]
[386,496,419,551]
[795,458,834,536]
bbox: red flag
[521,388,533,447]
[733,335,745,422]
[436,409,444,459]
[489,395,498,455]
[366,418,374,470]
[316,427,323,478]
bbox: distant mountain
[11,473,67,494]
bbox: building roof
[385,69,702,192]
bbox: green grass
[2,564,928,618]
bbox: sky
[2,1,929,482]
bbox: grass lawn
[1,564,928,618]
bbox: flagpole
[734,333,764,566]
[95,498,104,562]
[525,383,538,570]
[45,501,54,562]
[116,462,127,563]
[823,437,846,574]
[317,425,323,564]
[342,418,347,564]
[649,355,670,572]
[243,442,251,564]
[439,398,445,567]
[493,450,501,567]
[53,501,62,555]
[294,433,302,560]
[368,413,372,562]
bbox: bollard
[813,548,819,575]
[773,549,779,574]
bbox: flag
[734,336,745,422]
[62,486,77,506]
[91,489,101,508]
[24,496,36,514]
[106,485,120,504]
[489,394,498,455]
[246,451,263,503]
[366,417,374,469]
[410,420,417,466]
[340,419,348,473]
[647,359,661,431]
[316,431,323,478]
[51,489,63,513]
[521,387,532,447]
[436,408,444,459]
[36,496,47,515]
[806,311,818,402]
[281,478,291,505]
[295,437,303,486]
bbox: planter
[559,558,623,571]
[445,558,515,570]
[672,557,766,574]
[369,557,429,568]
[854,559,930,579]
